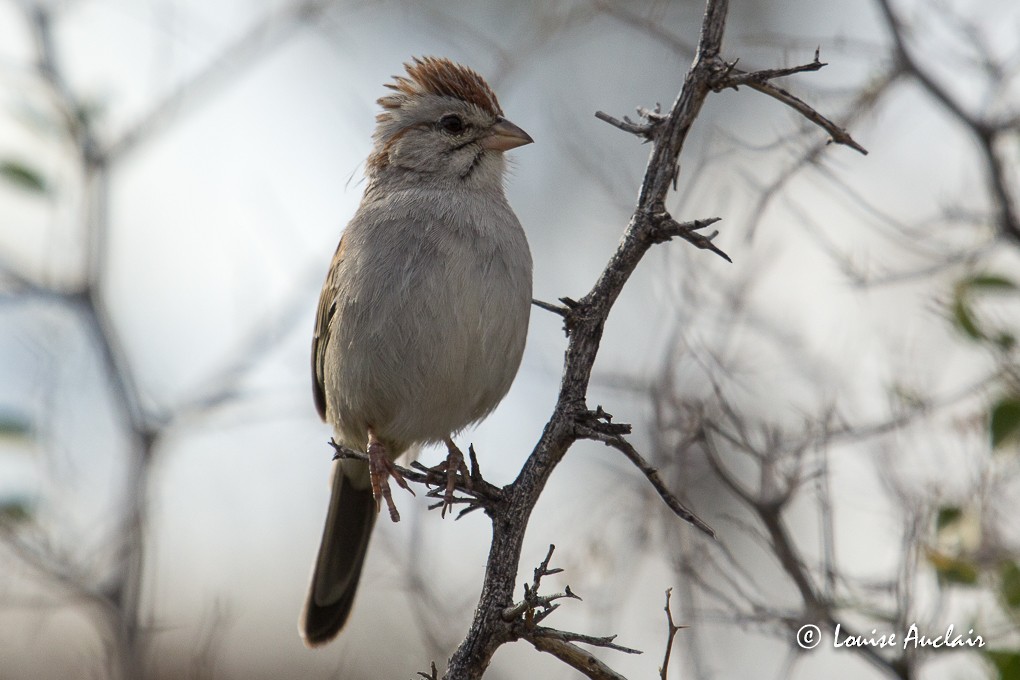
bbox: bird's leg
[435,437,472,518]
[367,428,413,523]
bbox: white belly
[322,198,532,454]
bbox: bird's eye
[439,114,466,134]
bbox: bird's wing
[311,234,346,422]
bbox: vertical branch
[659,589,685,680]
[26,7,151,677]
[12,1,339,676]
[639,0,729,209]
[443,1,734,678]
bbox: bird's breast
[324,193,532,449]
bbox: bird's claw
[428,438,472,518]
[367,436,414,523]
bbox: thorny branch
[503,546,640,680]
[710,50,868,155]
[737,77,867,155]
[598,50,867,156]
[717,51,827,87]
[441,0,861,678]
[659,589,686,680]
[576,424,715,537]
[527,637,630,680]
[330,441,504,519]
[500,545,580,623]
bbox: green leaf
[952,295,984,340]
[0,498,32,523]
[0,159,48,194]
[936,506,962,532]
[987,649,1020,680]
[952,273,1018,342]
[927,549,980,585]
[0,414,30,438]
[964,274,1019,291]
[990,397,1020,448]
[1001,562,1020,611]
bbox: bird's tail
[300,460,376,646]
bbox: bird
[300,56,534,647]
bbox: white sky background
[0,0,1017,678]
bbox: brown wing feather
[311,234,345,422]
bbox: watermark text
[795,623,985,651]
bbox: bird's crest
[377,56,502,117]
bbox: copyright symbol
[797,624,821,650]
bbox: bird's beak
[480,118,533,151]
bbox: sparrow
[300,56,533,646]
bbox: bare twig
[330,440,504,518]
[659,589,686,680]
[577,425,715,538]
[594,107,665,141]
[501,547,639,679]
[650,215,730,262]
[530,627,640,655]
[501,545,577,622]
[743,78,868,154]
[719,49,827,86]
[527,637,630,680]
[531,298,570,317]
[742,64,902,239]
[600,40,865,157]
[705,49,866,155]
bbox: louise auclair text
[833,623,985,650]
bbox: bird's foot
[413,443,502,519]
[428,438,472,518]
[367,431,414,522]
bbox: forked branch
[659,589,687,680]
[505,547,641,680]
[442,0,862,677]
